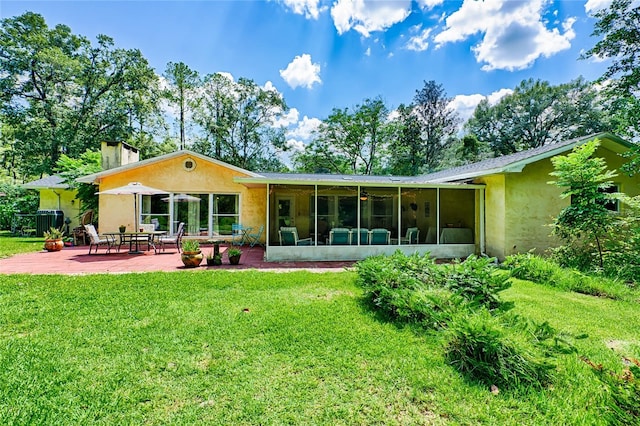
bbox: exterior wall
[38,188,81,230]
[96,153,265,243]
[476,174,506,259]
[479,140,640,260]
[101,141,139,170]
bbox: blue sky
[1,0,613,150]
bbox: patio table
[105,231,166,254]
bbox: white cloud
[365,47,371,56]
[449,88,513,123]
[331,0,412,37]
[273,107,300,128]
[280,54,322,89]
[288,115,322,140]
[406,27,432,51]
[434,0,576,71]
[279,0,325,19]
[285,138,306,152]
[584,0,612,14]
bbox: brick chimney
[101,141,139,170]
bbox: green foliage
[444,255,511,310]
[293,97,390,175]
[503,252,635,300]
[55,150,102,216]
[227,247,242,257]
[582,356,640,425]
[0,183,39,231]
[43,227,64,240]
[445,310,555,389]
[163,61,200,150]
[180,239,200,252]
[0,12,160,179]
[549,138,619,268]
[465,78,607,156]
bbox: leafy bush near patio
[444,255,511,310]
[445,310,557,389]
[503,252,635,301]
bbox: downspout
[52,190,62,210]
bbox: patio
[0,244,355,275]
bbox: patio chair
[352,228,369,245]
[246,225,264,247]
[279,226,312,246]
[125,223,155,252]
[370,228,390,245]
[231,223,245,246]
[84,224,116,254]
[400,227,420,244]
[329,228,351,245]
[72,209,94,245]
[158,222,185,253]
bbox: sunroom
[235,174,485,261]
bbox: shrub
[444,255,511,310]
[503,253,634,301]
[445,310,555,389]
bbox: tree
[387,104,424,175]
[0,12,158,178]
[465,78,609,156]
[293,97,390,175]
[583,0,640,96]
[55,150,102,216]
[193,74,288,171]
[583,0,640,170]
[163,62,200,150]
[548,139,618,268]
[411,80,460,172]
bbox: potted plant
[227,247,242,265]
[206,252,223,266]
[119,225,126,233]
[180,239,203,268]
[43,227,65,252]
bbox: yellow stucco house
[73,132,638,261]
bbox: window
[601,184,620,212]
[212,194,239,235]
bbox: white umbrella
[161,193,201,203]
[96,182,169,233]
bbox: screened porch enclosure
[266,183,483,260]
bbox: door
[276,196,295,228]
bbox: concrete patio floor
[0,244,355,275]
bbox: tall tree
[412,80,460,172]
[0,12,158,178]
[465,78,608,156]
[293,97,390,175]
[387,103,423,175]
[193,74,288,171]
[163,62,200,150]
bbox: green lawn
[0,231,44,258]
[0,269,638,425]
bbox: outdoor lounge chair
[353,228,369,245]
[329,228,351,245]
[72,209,94,245]
[158,222,184,253]
[400,227,420,244]
[84,224,116,254]
[279,226,312,246]
[370,228,390,245]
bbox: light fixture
[360,191,368,201]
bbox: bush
[445,310,555,389]
[503,253,634,301]
[444,255,511,310]
[0,183,39,231]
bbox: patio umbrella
[96,182,169,234]
[161,193,201,203]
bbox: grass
[0,268,639,425]
[0,231,45,258]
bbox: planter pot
[119,226,126,233]
[44,239,64,252]
[228,255,241,265]
[181,250,203,268]
[206,256,222,266]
